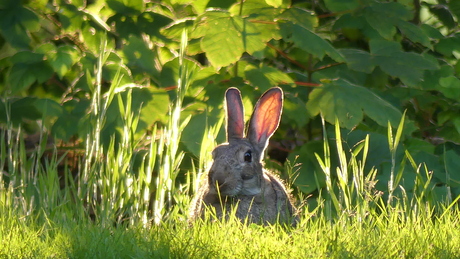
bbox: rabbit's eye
[244,150,252,162]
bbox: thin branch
[310,62,345,73]
[266,42,309,71]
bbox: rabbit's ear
[247,87,283,153]
[225,88,245,141]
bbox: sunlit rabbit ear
[247,87,283,155]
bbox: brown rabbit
[189,87,298,225]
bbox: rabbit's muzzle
[208,160,261,197]
[208,165,243,197]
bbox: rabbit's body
[191,169,297,225]
[189,87,298,225]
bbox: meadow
[1,104,459,258]
[2,1,460,258]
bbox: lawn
[1,120,459,258]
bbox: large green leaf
[280,23,345,62]
[58,4,85,32]
[0,4,40,49]
[363,2,412,40]
[443,150,460,187]
[107,14,141,39]
[192,11,277,67]
[449,1,460,20]
[122,35,158,77]
[34,98,64,128]
[288,140,327,194]
[0,97,41,125]
[106,0,144,16]
[46,45,80,79]
[52,99,91,141]
[425,3,456,29]
[159,57,202,88]
[280,7,318,30]
[370,40,439,86]
[340,49,374,73]
[323,0,360,12]
[306,79,404,129]
[244,65,294,92]
[438,76,460,100]
[435,35,460,57]
[396,20,432,48]
[106,85,170,131]
[138,12,173,40]
[7,51,53,93]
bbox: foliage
[1,0,460,205]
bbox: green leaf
[103,63,133,86]
[363,2,412,40]
[106,85,170,130]
[52,99,90,141]
[265,0,283,8]
[397,20,432,48]
[306,79,404,129]
[443,150,460,187]
[106,0,145,16]
[279,7,318,30]
[10,51,44,64]
[138,12,173,40]
[7,64,36,92]
[159,57,202,88]
[122,35,158,76]
[340,49,374,73]
[283,95,310,128]
[426,4,456,29]
[435,35,460,57]
[204,0,236,10]
[370,40,439,86]
[7,51,53,93]
[34,98,63,118]
[244,65,294,91]
[52,113,81,141]
[34,98,64,127]
[280,23,345,62]
[0,5,40,48]
[438,76,460,100]
[228,0,272,16]
[58,4,85,32]
[46,46,80,79]
[288,141,327,194]
[0,97,42,125]
[192,11,276,67]
[323,0,360,12]
[162,18,197,40]
[181,109,209,157]
[449,1,460,20]
[107,14,141,39]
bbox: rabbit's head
[207,87,283,197]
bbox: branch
[266,42,309,71]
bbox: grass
[2,37,460,258]
[1,207,459,258]
[2,107,460,259]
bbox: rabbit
[189,87,299,226]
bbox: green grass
[1,208,459,258]
[2,113,460,258]
[2,37,460,258]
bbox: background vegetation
[1,0,460,257]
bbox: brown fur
[189,87,299,225]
